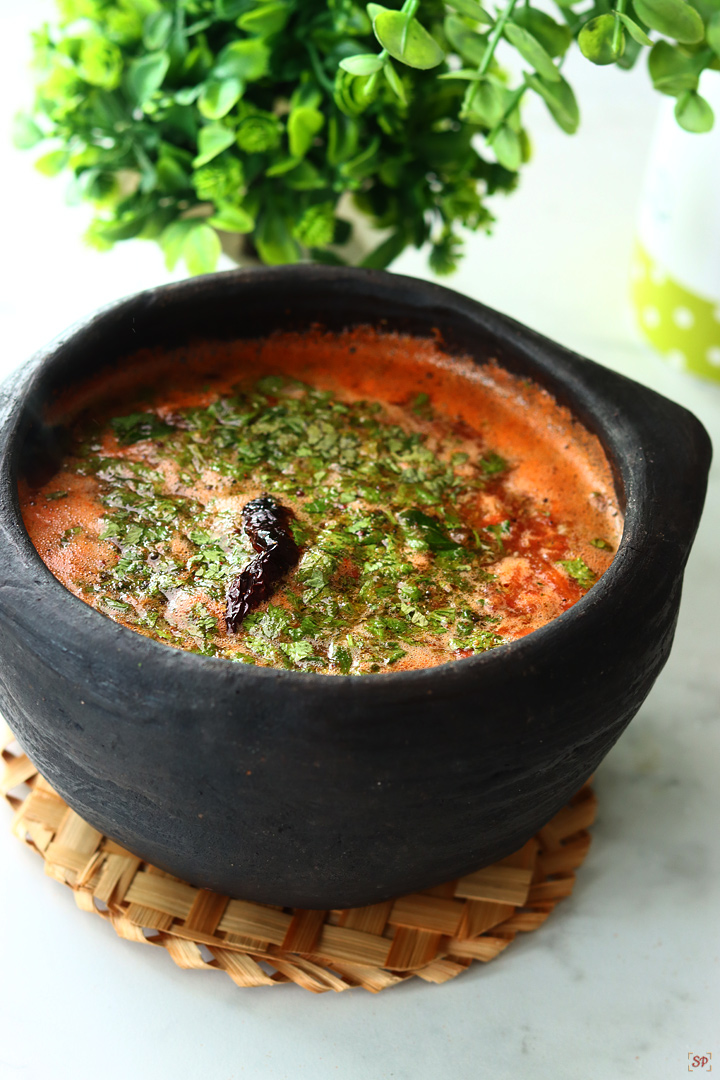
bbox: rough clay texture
[0,268,711,907]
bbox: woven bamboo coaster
[1,722,596,994]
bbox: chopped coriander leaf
[46,371,614,674]
[411,392,432,417]
[480,453,507,476]
[280,640,316,664]
[558,558,596,589]
[398,509,465,554]
[304,498,330,514]
[448,628,504,653]
[256,375,285,395]
[45,490,68,500]
[60,525,82,545]
[189,603,218,638]
[102,597,131,612]
[111,412,173,445]
[328,644,353,674]
[258,605,292,640]
[590,538,614,551]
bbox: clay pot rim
[0,265,711,691]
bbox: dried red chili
[225,495,300,632]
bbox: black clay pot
[0,268,711,908]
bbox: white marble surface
[1,4,719,1078]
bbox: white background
[0,4,718,1079]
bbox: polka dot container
[632,244,720,383]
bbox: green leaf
[377,154,405,185]
[290,82,323,111]
[78,38,123,89]
[339,53,385,75]
[192,155,243,200]
[288,106,325,158]
[156,154,190,193]
[198,77,244,119]
[460,77,505,126]
[359,229,407,269]
[633,0,704,43]
[235,111,282,152]
[143,11,173,51]
[648,40,700,94]
[578,14,621,65]
[328,114,360,164]
[526,72,579,133]
[183,223,221,275]
[35,150,70,177]
[265,155,301,176]
[215,0,247,19]
[367,4,390,20]
[175,86,203,105]
[186,16,213,34]
[255,212,299,264]
[411,392,431,415]
[207,204,255,232]
[412,127,474,166]
[237,2,290,37]
[339,135,381,179]
[444,0,494,26]
[383,58,407,101]
[193,124,236,167]
[480,452,507,475]
[333,69,378,116]
[103,598,131,613]
[160,220,197,270]
[492,123,522,170]
[292,201,335,245]
[110,412,172,445]
[444,14,487,65]
[504,22,560,79]
[125,51,170,106]
[138,210,176,242]
[373,11,445,69]
[618,13,654,46]
[615,36,643,71]
[330,645,353,674]
[12,113,43,150]
[707,11,720,54]
[398,509,464,553]
[511,8,572,57]
[280,639,315,664]
[213,39,270,82]
[438,68,487,80]
[688,0,720,19]
[91,208,152,243]
[311,248,348,266]
[675,89,715,129]
[84,225,113,255]
[558,558,596,589]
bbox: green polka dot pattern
[631,243,720,383]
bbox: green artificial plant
[14,0,720,276]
